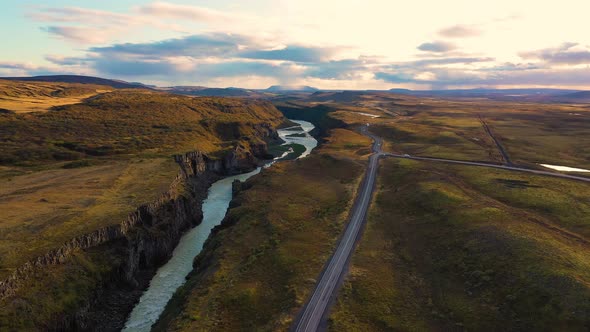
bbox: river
[122,120,317,331]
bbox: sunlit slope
[0,89,284,166]
[0,89,286,279]
[0,79,113,113]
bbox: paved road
[292,127,590,332]
[292,125,381,332]
[384,153,590,183]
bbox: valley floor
[330,158,590,331]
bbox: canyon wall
[0,130,278,331]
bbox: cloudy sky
[2,0,590,89]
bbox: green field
[330,158,590,331]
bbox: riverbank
[153,128,372,331]
[122,120,318,331]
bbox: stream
[122,120,317,331]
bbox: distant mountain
[547,91,590,103]
[165,86,268,98]
[265,85,319,92]
[387,87,584,101]
[1,75,150,89]
[388,88,413,94]
[560,91,590,99]
[389,88,580,97]
[307,90,369,103]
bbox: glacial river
[123,120,317,331]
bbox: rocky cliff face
[0,127,280,331]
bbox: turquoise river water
[122,120,317,331]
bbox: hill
[265,85,319,92]
[0,89,284,165]
[307,90,369,103]
[1,75,149,89]
[388,88,582,101]
[164,86,268,98]
[555,91,590,102]
[0,79,114,113]
[0,85,287,330]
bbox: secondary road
[383,153,590,183]
[292,125,381,332]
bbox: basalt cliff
[0,130,280,332]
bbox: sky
[1,0,590,89]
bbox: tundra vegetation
[2,81,590,331]
[155,126,372,331]
[330,158,590,331]
[0,79,113,113]
[0,81,286,329]
[157,91,590,331]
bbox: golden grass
[0,80,112,113]
[0,157,179,279]
[319,128,373,159]
[0,85,286,281]
[154,128,371,331]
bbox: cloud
[87,33,345,64]
[42,26,112,44]
[403,57,494,67]
[375,56,496,87]
[438,24,482,38]
[15,3,590,89]
[30,5,185,44]
[520,43,590,65]
[195,61,298,79]
[89,33,251,58]
[93,57,179,76]
[376,65,590,88]
[239,46,340,63]
[480,62,541,72]
[46,33,332,82]
[89,54,299,82]
[44,55,90,66]
[303,58,373,80]
[417,41,456,53]
[136,1,243,23]
[0,61,90,77]
[0,62,39,70]
[29,6,131,25]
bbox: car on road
[403,154,411,157]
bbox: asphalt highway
[292,125,381,332]
[292,126,589,332]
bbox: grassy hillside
[0,158,178,279]
[1,75,147,89]
[0,89,284,166]
[0,79,112,113]
[330,158,590,331]
[0,88,285,279]
[154,128,372,331]
[362,97,590,169]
